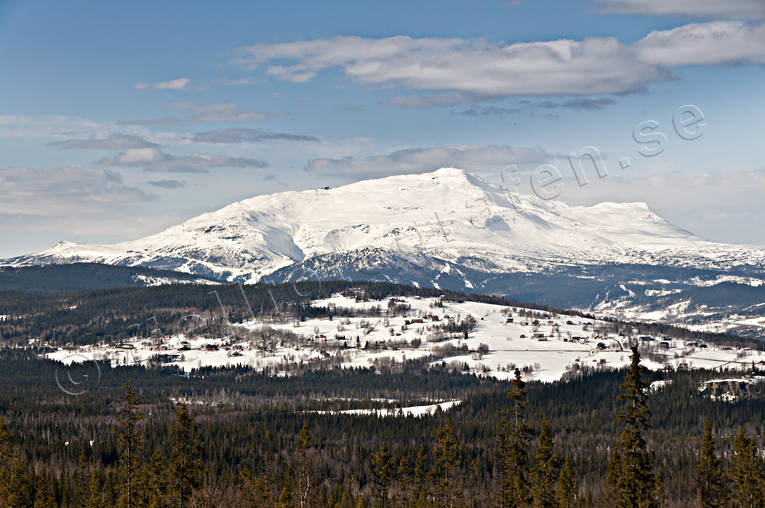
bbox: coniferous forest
[0,281,763,507]
[0,347,763,507]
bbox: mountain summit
[5,168,764,283]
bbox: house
[506,318,514,323]
[659,341,670,349]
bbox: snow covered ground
[314,400,462,417]
[46,294,765,383]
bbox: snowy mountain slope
[6,168,765,283]
[4,168,765,336]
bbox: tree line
[1,347,763,507]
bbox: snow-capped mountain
[5,168,765,336]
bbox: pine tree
[396,456,413,506]
[72,444,91,505]
[168,404,203,507]
[731,427,765,508]
[0,417,32,508]
[33,467,55,508]
[607,346,657,508]
[146,450,168,508]
[555,457,575,508]
[413,447,429,508]
[696,419,729,507]
[0,415,12,504]
[531,418,559,508]
[497,368,532,507]
[5,454,33,508]
[275,466,294,508]
[116,380,146,508]
[240,466,273,507]
[371,442,394,508]
[433,419,461,508]
[84,469,103,508]
[295,422,314,508]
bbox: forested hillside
[0,348,763,507]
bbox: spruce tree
[0,416,11,504]
[731,427,765,507]
[240,466,273,507]
[371,442,394,508]
[696,419,729,507]
[5,454,33,508]
[116,380,146,508]
[555,457,575,508]
[168,404,203,507]
[607,346,657,508]
[275,466,294,508]
[531,417,559,508]
[433,419,461,508]
[413,446,429,508]
[84,469,103,508]
[72,444,91,505]
[146,450,168,508]
[295,421,314,508]
[33,467,55,508]
[497,368,532,507]
[397,456,413,506]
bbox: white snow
[44,294,764,383]
[8,168,765,282]
[315,400,462,418]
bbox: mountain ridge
[5,167,763,283]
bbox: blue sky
[1,0,764,256]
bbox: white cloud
[238,35,662,99]
[135,77,192,90]
[635,21,765,66]
[305,145,557,178]
[47,134,158,150]
[98,147,268,172]
[595,0,765,19]
[224,77,254,86]
[236,22,765,102]
[169,102,287,122]
[0,167,153,216]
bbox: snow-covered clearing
[46,294,765,383]
[314,400,462,418]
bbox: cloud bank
[98,148,268,173]
[237,21,765,104]
[305,145,556,177]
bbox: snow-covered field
[314,400,462,417]
[46,294,765,383]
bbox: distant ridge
[0,263,216,292]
